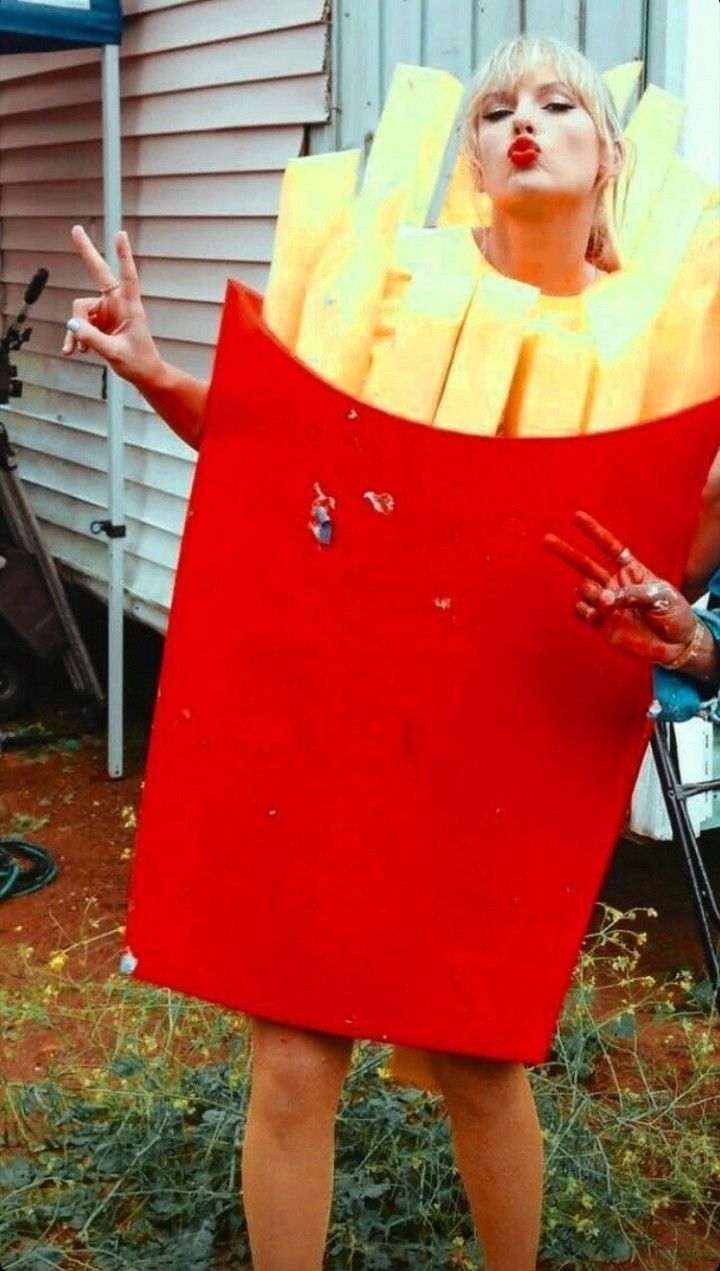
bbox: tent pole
[102,42,125,779]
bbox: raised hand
[544,511,704,669]
[63,225,163,391]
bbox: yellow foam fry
[437,151,492,228]
[601,60,643,120]
[584,155,710,433]
[631,156,711,281]
[361,228,480,422]
[361,63,463,226]
[617,84,686,260]
[295,191,403,397]
[642,202,720,418]
[503,298,595,438]
[263,150,361,350]
[433,263,539,435]
[583,270,663,432]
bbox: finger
[74,295,112,333]
[576,600,602,624]
[116,230,140,292]
[70,224,118,291]
[544,533,612,585]
[73,296,103,321]
[62,308,98,354]
[573,510,635,568]
[63,317,119,364]
[578,578,618,610]
[622,557,648,586]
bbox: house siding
[0,0,330,629]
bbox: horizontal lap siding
[0,0,330,628]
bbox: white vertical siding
[0,0,330,630]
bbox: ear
[597,137,624,185]
[469,153,485,193]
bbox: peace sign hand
[62,225,163,392]
[544,511,700,667]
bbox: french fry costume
[126,63,720,1091]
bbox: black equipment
[0,268,104,717]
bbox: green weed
[0,906,717,1269]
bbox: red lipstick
[508,138,540,168]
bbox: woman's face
[474,60,603,217]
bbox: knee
[428,1053,530,1120]
[248,1018,354,1133]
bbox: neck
[479,206,598,296]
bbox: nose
[512,95,539,134]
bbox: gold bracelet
[663,617,707,671]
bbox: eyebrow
[484,80,575,104]
[537,80,575,95]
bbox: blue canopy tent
[0,0,122,53]
[1,0,126,777]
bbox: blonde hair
[461,36,628,270]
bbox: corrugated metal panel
[0,0,331,628]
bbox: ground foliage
[0,906,718,1269]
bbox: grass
[0,905,717,1269]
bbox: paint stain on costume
[363,490,395,515]
[309,483,336,546]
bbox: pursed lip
[508,138,541,166]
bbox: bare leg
[241,1017,355,1271]
[425,1052,543,1271]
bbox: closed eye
[544,102,574,112]
[483,108,512,121]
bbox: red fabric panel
[125,281,720,1064]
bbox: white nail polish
[66,318,81,333]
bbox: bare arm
[135,360,209,452]
[64,226,208,451]
[682,447,720,601]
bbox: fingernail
[61,336,72,354]
[66,318,81,333]
[600,589,616,604]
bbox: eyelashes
[482,102,575,121]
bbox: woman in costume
[62,35,717,1271]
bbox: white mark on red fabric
[363,491,395,515]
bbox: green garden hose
[0,837,58,901]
